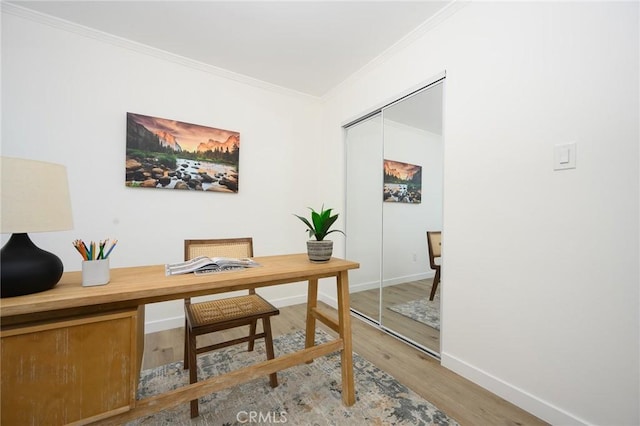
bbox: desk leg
[337,270,355,406]
[305,278,319,357]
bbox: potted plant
[294,205,345,263]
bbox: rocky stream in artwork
[125,157,238,192]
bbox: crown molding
[1,2,318,101]
[322,0,468,102]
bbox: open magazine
[165,255,261,276]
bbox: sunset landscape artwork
[383,159,422,203]
[126,112,240,193]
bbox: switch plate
[554,143,576,170]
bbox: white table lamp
[1,157,74,297]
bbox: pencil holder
[82,259,110,286]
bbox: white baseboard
[145,315,184,334]
[349,272,434,294]
[382,272,432,287]
[441,352,590,426]
[319,292,337,309]
[349,280,380,293]
[322,282,589,426]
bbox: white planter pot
[306,240,333,263]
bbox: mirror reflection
[345,113,383,322]
[346,80,443,355]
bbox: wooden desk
[0,254,359,425]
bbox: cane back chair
[183,237,279,418]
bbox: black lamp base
[1,233,64,298]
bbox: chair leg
[248,319,257,352]
[188,331,199,418]
[429,267,440,301]
[263,317,278,388]
[184,319,189,370]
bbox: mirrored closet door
[344,113,383,323]
[345,78,444,356]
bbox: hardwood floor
[142,302,547,425]
[350,279,440,353]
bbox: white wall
[323,2,639,425]
[1,9,334,332]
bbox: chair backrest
[184,237,253,261]
[184,237,255,296]
[426,231,441,269]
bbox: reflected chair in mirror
[426,231,442,301]
[183,237,279,418]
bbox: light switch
[554,143,576,170]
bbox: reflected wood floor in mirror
[350,279,440,354]
[143,302,547,426]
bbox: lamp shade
[1,157,73,297]
[1,157,73,233]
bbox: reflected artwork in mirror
[383,159,422,203]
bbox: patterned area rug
[129,329,457,425]
[388,294,440,331]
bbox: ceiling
[8,1,452,97]
[384,82,443,135]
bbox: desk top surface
[0,254,359,318]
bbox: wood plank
[304,278,318,353]
[0,255,359,318]
[310,306,339,332]
[351,279,440,353]
[336,270,355,406]
[1,309,137,337]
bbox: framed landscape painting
[383,159,422,203]
[126,112,240,193]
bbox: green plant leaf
[294,204,344,241]
[294,214,315,237]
